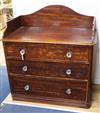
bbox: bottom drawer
[10,76,87,101]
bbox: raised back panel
[20,5,94,28]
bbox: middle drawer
[7,60,89,80]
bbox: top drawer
[4,42,90,63]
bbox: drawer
[4,42,90,63]
[8,60,89,80]
[10,76,87,101]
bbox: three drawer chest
[2,5,97,108]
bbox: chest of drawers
[2,5,97,108]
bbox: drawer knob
[66,89,71,95]
[20,49,25,61]
[66,69,71,75]
[66,52,72,58]
[24,85,30,91]
[22,65,28,72]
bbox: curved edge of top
[2,5,97,46]
[19,5,95,29]
[21,5,94,18]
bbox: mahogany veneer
[2,5,97,108]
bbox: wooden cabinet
[2,5,97,108]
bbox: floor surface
[0,104,76,113]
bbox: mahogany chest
[2,5,97,108]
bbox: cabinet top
[2,5,97,45]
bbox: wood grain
[10,76,87,101]
[4,42,90,64]
[2,5,96,108]
[7,60,89,80]
[2,5,96,45]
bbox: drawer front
[8,60,89,80]
[10,76,87,101]
[4,42,90,63]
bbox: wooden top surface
[2,5,96,45]
[3,26,96,45]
